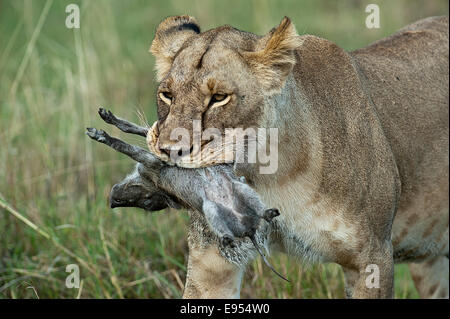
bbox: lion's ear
[150,15,200,81]
[243,17,302,94]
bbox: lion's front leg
[345,240,395,299]
[183,210,246,299]
[183,244,245,299]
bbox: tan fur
[409,257,449,298]
[242,17,304,94]
[184,236,244,298]
[150,15,201,82]
[150,16,449,298]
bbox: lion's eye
[159,92,173,105]
[209,94,231,108]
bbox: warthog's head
[109,164,181,212]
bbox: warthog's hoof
[263,208,280,222]
[86,127,108,143]
[98,108,116,124]
[221,235,236,248]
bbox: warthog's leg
[98,107,148,137]
[86,127,162,171]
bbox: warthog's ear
[243,17,302,94]
[150,15,200,81]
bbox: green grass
[0,0,447,299]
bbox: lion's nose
[159,144,193,160]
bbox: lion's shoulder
[352,16,448,58]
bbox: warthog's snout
[109,181,168,212]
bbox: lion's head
[149,15,302,172]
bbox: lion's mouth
[147,122,234,168]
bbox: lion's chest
[255,179,361,263]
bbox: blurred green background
[0,0,448,298]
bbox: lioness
[148,15,449,298]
